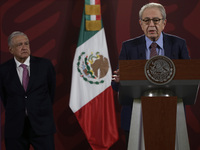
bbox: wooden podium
[119,59,200,150]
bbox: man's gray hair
[8,31,28,48]
[139,2,166,20]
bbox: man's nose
[149,20,155,26]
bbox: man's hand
[112,69,120,83]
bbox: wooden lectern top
[120,59,200,80]
[119,59,200,105]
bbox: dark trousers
[5,117,55,150]
[124,130,130,148]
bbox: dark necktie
[150,42,158,58]
[20,64,29,91]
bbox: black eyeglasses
[141,18,163,25]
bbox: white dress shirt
[14,56,30,84]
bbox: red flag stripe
[95,0,100,5]
[75,86,118,149]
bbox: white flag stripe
[69,29,112,113]
[90,15,96,20]
[90,0,95,5]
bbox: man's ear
[9,47,13,54]
[163,19,167,26]
[162,19,167,31]
[139,19,142,25]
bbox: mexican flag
[69,0,119,149]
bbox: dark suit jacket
[112,32,190,130]
[0,56,56,138]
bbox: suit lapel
[26,56,37,92]
[9,59,24,91]
[138,35,146,59]
[163,33,172,58]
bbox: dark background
[1,0,200,149]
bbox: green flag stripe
[85,0,90,5]
[85,15,91,20]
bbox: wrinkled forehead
[142,7,162,18]
[12,35,29,43]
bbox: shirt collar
[14,56,30,67]
[145,32,164,49]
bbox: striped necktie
[150,42,158,58]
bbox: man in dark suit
[112,2,190,144]
[0,31,56,150]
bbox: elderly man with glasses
[112,2,190,146]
